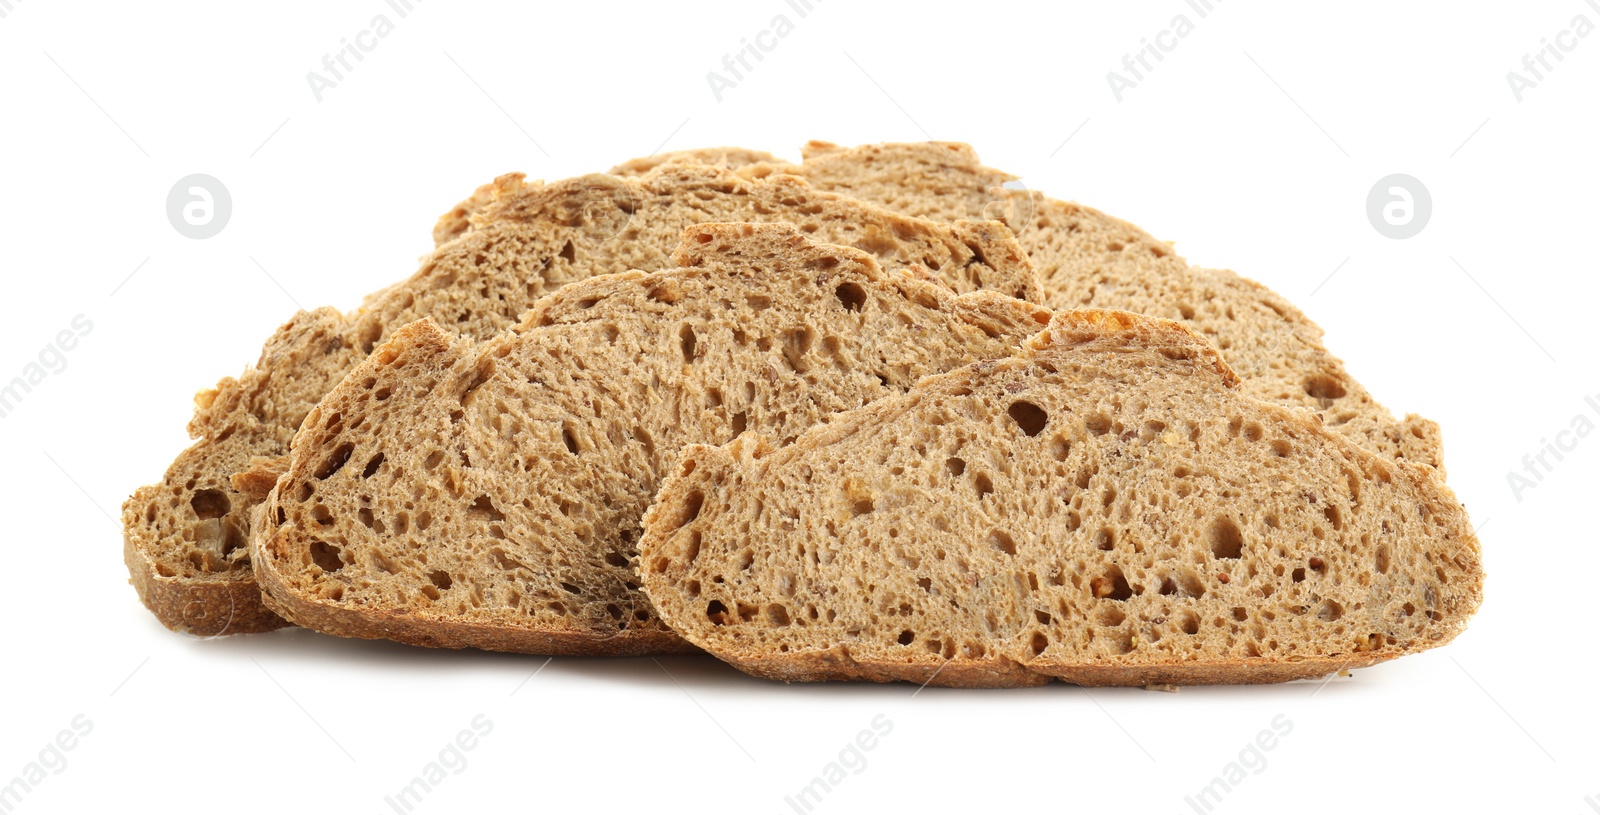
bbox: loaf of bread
[608,142,1444,473]
[122,166,1040,635]
[248,224,1051,654]
[638,309,1482,687]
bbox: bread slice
[122,165,1039,636]
[610,142,1445,474]
[638,309,1483,687]
[248,223,1052,654]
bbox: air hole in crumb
[1008,400,1048,436]
[897,630,915,646]
[429,570,453,590]
[1086,413,1112,435]
[1292,568,1306,583]
[1094,527,1115,551]
[679,324,697,363]
[974,474,993,499]
[706,600,731,626]
[945,457,965,476]
[1091,566,1133,601]
[1180,612,1201,635]
[1051,436,1071,461]
[361,453,385,479]
[191,490,229,520]
[1323,505,1343,531]
[1304,374,1347,401]
[562,425,579,455]
[989,530,1016,555]
[309,541,344,572]
[1375,545,1391,574]
[315,443,355,480]
[1030,631,1048,656]
[834,282,867,311]
[1210,517,1244,559]
[470,495,506,522]
[1318,600,1344,621]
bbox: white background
[1,1,1595,813]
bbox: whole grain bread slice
[610,142,1445,474]
[248,223,1051,654]
[123,165,1039,636]
[639,310,1483,687]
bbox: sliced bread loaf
[612,142,1445,474]
[248,224,1051,654]
[638,309,1482,687]
[123,166,1039,636]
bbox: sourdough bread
[612,142,1445,473]
[249,224,1051,654]
[638,310,1482,687]
[123,166,1039,635]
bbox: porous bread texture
[122,164,1040,636]
[249,224,1052,655]
[639,310,1483,687]
[449,164,1040,301]
[608,146,784,182]
[614,141,1445,473]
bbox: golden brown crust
[253,545,695,655]
[123,528,288,636]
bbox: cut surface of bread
[639,310,1482,687]
[249,224,1052,655]
[123,165,1039,636]
[613,141,1445,473]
